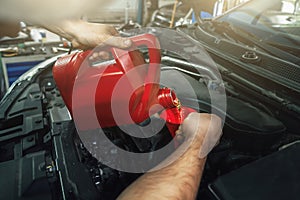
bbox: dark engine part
[161,70,285,154]
[0,42,298,199]
[209,142,300,200]
[0,57,173,200]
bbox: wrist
[40,18,82,42]
[180,113,222,159]
[185,138,205,159]
[56,19,83,41]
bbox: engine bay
[0,27,300,199]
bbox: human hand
[69,21,132,50]
[176,113,223,158]
[117,113,221,200]
[43,19,132,50]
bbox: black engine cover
[209,143,300,200]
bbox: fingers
[103,36,132,49]
[175,127,185,144]
[96,24,132,49]
[181,113,223,158]
[69,22,132,50]
[181,112,203,139]
[182,113,220,136]
[198,115,223,158]
[89,51,110,61]
[88,37,130,62]
[88,35,132,62]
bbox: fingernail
[123,39,132,47]
[175,134,185,144]
[178,125,182,130]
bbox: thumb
[104,36,132,49]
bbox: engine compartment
[0,27,300,199]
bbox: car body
[0,0,300,199]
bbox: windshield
[210,0,300,59]
[217,0,300,35]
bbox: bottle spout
[157,87,196,139]
[160,106,196,138]
[157,88,181,110]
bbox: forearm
[118,113,222,200]
[40,19,82,42]
[117,139,206,200]
[40,19,130,50]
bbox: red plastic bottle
[53,34,178,130]
[53,34,196,136]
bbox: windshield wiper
[202,20,300,64]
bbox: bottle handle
[110,33,161,82]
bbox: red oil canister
[53,33,196,135]
[53,34,183,130]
